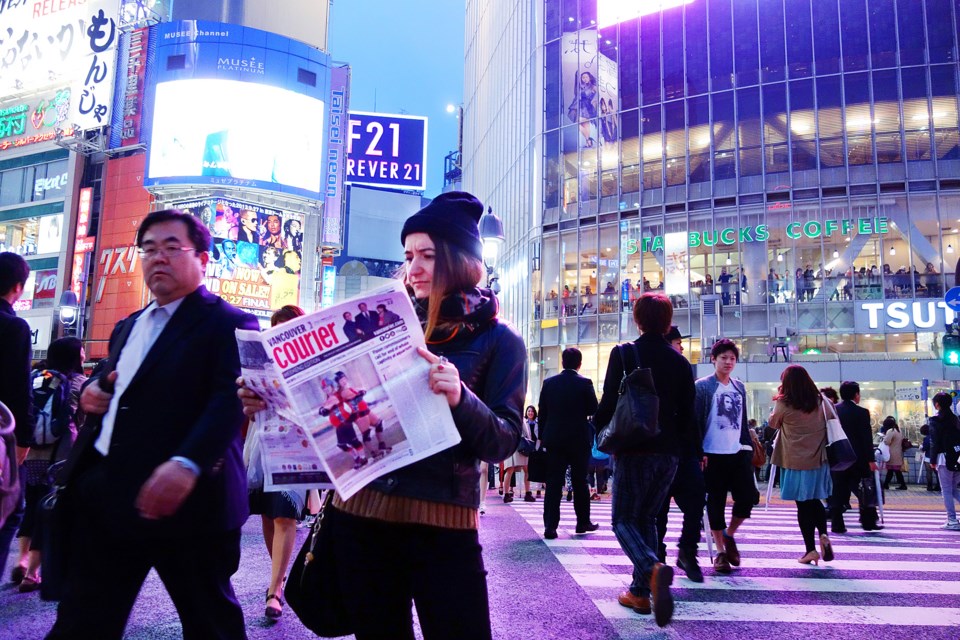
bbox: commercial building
[464,0,960,434]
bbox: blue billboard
[345,111,427,192]
[142,21,332,200]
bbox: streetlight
[58,290,79,336]
[479,206,504,293]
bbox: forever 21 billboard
[345,111,428,192]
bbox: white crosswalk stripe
[506,500,960,637]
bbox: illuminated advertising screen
[175,197,303,318]
[597,0,695,28]
[345,112,427,191]
[143,21,331,199]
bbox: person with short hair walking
[596,293,698,628]
[538,347,600,538]
[928,392,960,531]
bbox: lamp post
[58,290,80,337]
[479,206,504,293]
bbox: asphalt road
[0,484,956,639]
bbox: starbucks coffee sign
[624,217,890,254]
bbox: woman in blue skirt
[768,365,835,566]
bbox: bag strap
[617,342,641,394]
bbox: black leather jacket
[366,307,527,509]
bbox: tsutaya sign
[624,217,890,254]
[855,300,957,333]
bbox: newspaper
[236,280,461,499]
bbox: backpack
[596,343,661,455]
[31,369,72,447]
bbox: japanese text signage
[72,187,94,297]
[0,88,74,151]
[0,0,120,131]
[346,111,427,192]
[113,26,150,147]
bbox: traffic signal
[943,334,960,366]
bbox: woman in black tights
[768,365,835,566]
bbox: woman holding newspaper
[239,191,526,640]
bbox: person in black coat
[828,381,881,532]
[354,302,378,337]
[595,293,698,628]
[48,210,259,640]
[538,347,599,539]
[341,311,362,342]
[0,252,34,575]
[928,392,960,530]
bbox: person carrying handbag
[14,338,86,594]
[768,365,836,566]
[594,294,698,628]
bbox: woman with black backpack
[928,392,960,531]
[12,337,86,592]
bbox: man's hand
[869,462,878,472]
[931,463,938,471]
[80,371,118,415]
[701,456,708,471]
[15,446,29,466]
[135,460,199,520]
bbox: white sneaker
[941,520,960,531]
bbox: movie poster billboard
[561,29,619,151]
[175,197,304,319]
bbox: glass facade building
[465,0,960,434]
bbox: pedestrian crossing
[508,500,960,638]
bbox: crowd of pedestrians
[1,193,959,638]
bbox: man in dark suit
[355,302,377,336]
[0,252,33,569]
[829,381,882,533]
[342,311,362,342]
[48,210,258,640]
[538,347,599,539]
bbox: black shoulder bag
[596,342,661,455]
[285,491,353,637]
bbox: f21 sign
[346,112,427,191]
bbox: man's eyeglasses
[138,246,197,260]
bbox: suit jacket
[343,319,361,341]
[355,310,377,335]
[538,369,598,452]
[85,286,258,538]
[0,298,35,447]
[835,399,875,477]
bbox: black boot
[831,511,847,534]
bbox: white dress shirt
[94,298,184,455]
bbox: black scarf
[413,288,498,344]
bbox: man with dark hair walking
[0,252,34,576]
[696,339,756,575]
[829,381,882,532]
[48,210,258,639]
[655,326,705,582]
[538,347,599,540]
